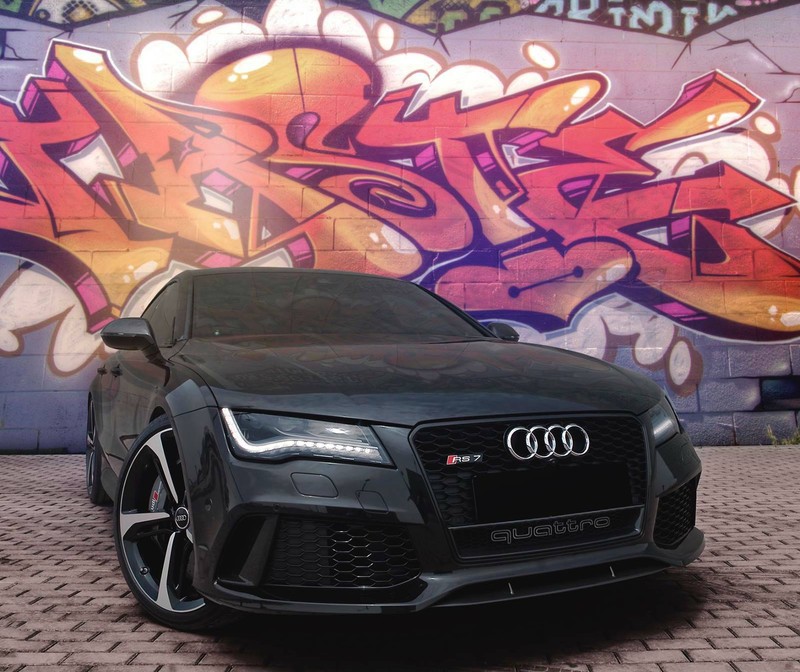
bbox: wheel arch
[150,406,168,423]
[112,413,237,629]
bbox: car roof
[174,267,409,283]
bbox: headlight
[221,409,392,465]
[648,397,680,445]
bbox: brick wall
[1,0,799,450]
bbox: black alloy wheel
[86,398,110,505]
[114,416,236,630]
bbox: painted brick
[728,345,792,377]
[698,379,761,413]
[0,429,40,451]
[4,390,85,433]
[699,347,732,379]
[682,414,735,446]
[734,411,798,445]
[0,355,47,392]
[671,391,700,415]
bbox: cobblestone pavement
[0,447,799,672]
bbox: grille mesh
[654,476,698,548]
[264,517,420,588]
[411,415,648,527]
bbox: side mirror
[486,321,520,342]
[101,318,162,361]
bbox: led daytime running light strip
[221,409,381,460]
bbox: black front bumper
[172,407,704,614]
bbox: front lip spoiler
[434,556,669,608]
[200,527,704,615]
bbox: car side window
[142,282,179,347]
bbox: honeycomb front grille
[654,476,698,549]
[264,518,420,588]
[411,415,648,528]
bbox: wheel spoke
[145,431,181,505]
[119,510,171,538]
[156,532,178,611]
[174,535,194,595]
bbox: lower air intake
[653,476,698,549]
[264,517,420,588]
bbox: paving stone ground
[0,447,799,672]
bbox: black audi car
[87,267,703,630]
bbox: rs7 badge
[446,454,483,465]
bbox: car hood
[174,337,662,425]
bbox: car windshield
[190,271,484,341]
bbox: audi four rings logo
[505,424,590,460]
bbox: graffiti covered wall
[1,0,799,450]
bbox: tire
[113,416,238,631]
[86,398,111,505]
